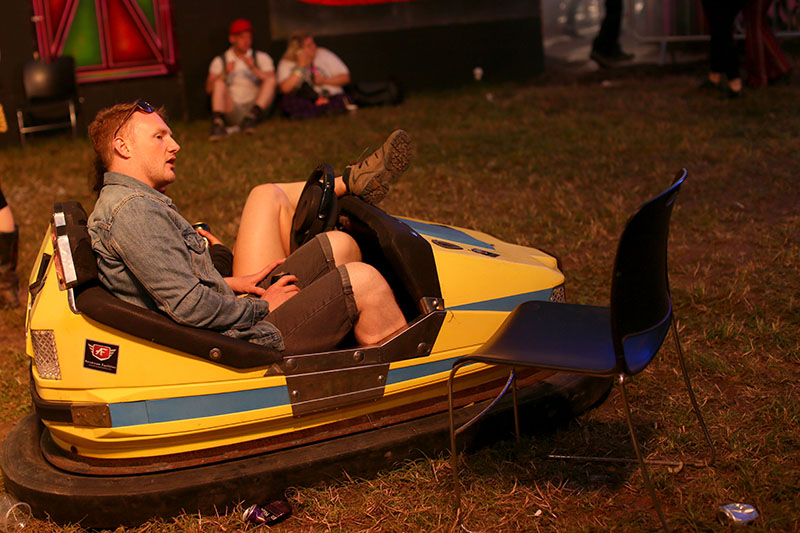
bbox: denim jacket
[87,172,283,349]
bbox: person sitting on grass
[206,18,276,141]
[87,100,413,354]
[277,31,353,119]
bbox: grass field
[0,58,798,531]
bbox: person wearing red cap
[206,18,276,140]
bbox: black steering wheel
[290,163,338,253]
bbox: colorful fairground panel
[31,0,177,83]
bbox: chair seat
[19,99,74,123]
[462,301,618,376]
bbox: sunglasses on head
[113,100,154,138]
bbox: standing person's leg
[756,0,792,82]
[591,0,628,63]
[0,186,19,308]
[721,1,745,94]
[744,0,769,88]
[702,0,725,82]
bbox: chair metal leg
[548,319,714,471]
[511,370,520,443]
[619,375,671,532]
[448,362,465,523]
[16,110,26,148]
[671,315,716,466]
[448,361,517,526]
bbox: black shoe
[209,119,227,141]
[590,49,620,68]
[612,48,634,61]
[241,114,257,135]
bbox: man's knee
[326,231,361,264]
[346,262,392,304]
[247,183,291,210]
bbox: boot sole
[356,130,412,205]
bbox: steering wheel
[290,163,338,253]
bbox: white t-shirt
[277,47,349,96]
[209,48,275,106]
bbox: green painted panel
[136,0,157,29]
[62,0,102,66]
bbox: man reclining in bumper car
[87,101,410,354]
[0,101,609,528]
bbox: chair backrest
[610,169,687,375]
[22,56,77,102]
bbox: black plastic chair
[15,56,78,146]
[447,169,714,532]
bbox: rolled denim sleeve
[109,197,269,330]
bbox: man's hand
[224,260,284,296]
[261,274,299,310]
[195,226,223,247]
[241,54,256,70]
[296,49,313,68]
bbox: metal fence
[626,0,800,62]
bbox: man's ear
[113,136,131,159]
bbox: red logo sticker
[90,343,114,361]
[84,340,119,374]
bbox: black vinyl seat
[16,56,79,147]
[447,169,715,532]
[48,202,283,369]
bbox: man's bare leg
[233,184,296,275]
[232,128,412,275]
[345,262,406,345]
[0,205,14,233]
[232,179,352,276]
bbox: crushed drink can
[243,500,292,526]
[717,503,758,526]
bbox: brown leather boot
[0,226,20,308]
[343,129,412,205]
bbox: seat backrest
[610,169,687,375]
[23,56,77,102]
[51,202,282,368]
